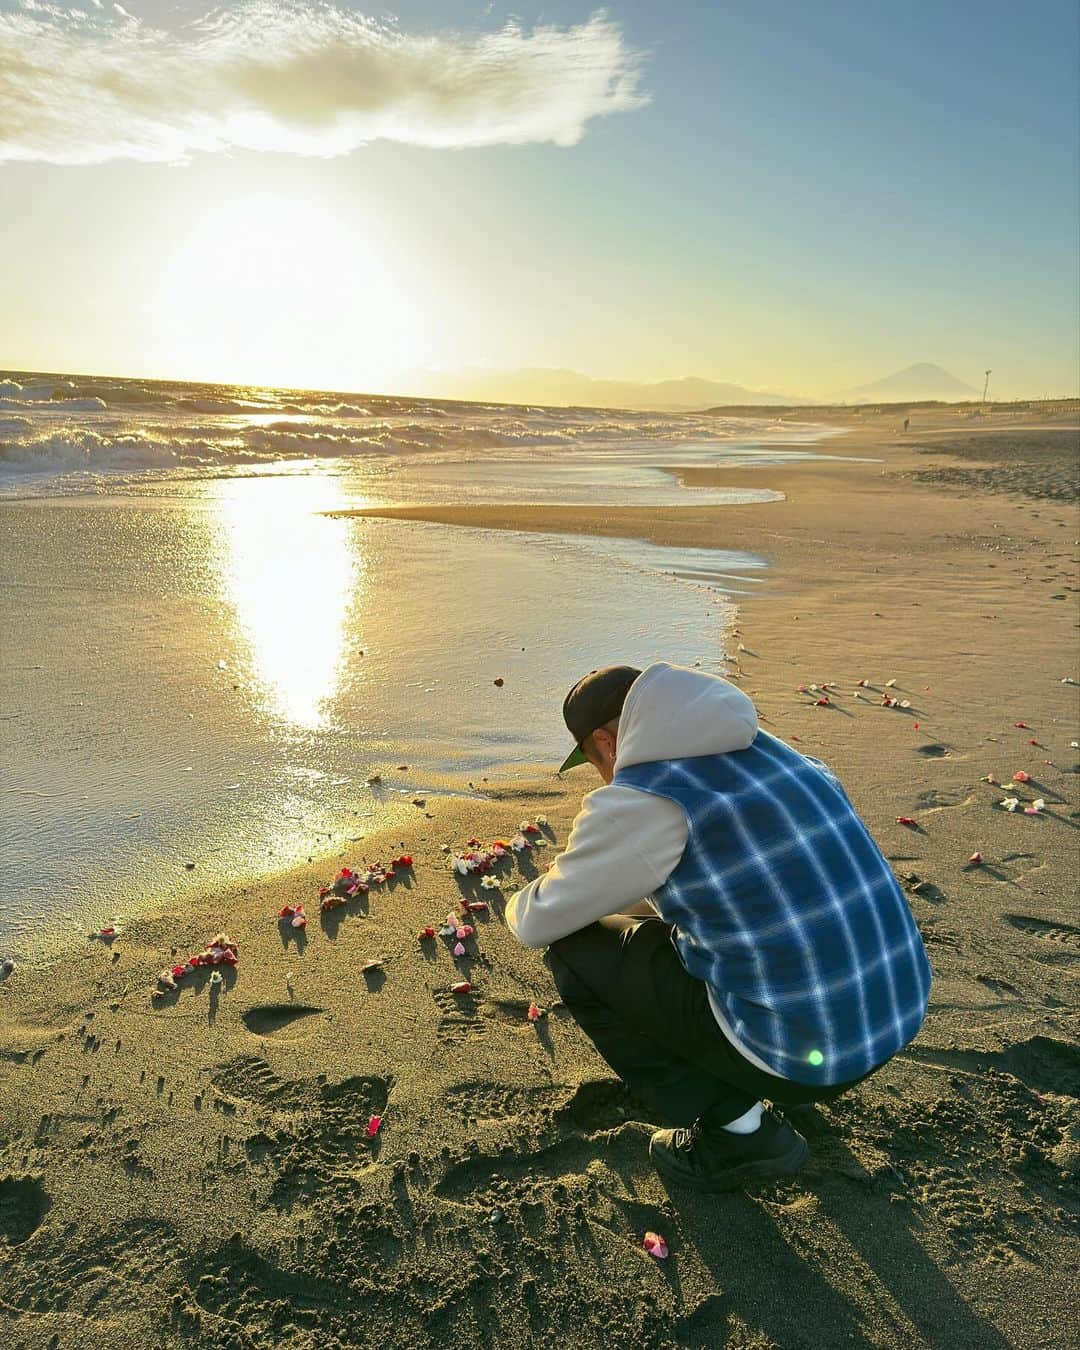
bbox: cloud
[0,2,648,165]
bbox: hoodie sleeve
[504,786,688,948]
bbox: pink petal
[452,942,466,956]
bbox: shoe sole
[648,1131,810,1193]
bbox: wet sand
[1,404,1078,1348]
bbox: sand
[1,403,1078,1349]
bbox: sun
[159,192,420,391]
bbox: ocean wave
[0,369,806,490]
[0,395,108,413]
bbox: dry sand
[1,404,1078,1349]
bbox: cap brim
[557,744,588,773]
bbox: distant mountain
[415,367,810,411]
[842,363,982,403]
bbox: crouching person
[505,662,932,1192]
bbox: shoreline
[1,405,1078,1348]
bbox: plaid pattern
[616,730,932,1085]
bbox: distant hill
[842,363,982,403]
[415,367,810,411]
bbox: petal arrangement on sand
[148,827,559,1035]
[449,824,544,875]
[316,857,414,912]
[154,932,238,998]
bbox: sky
[1,0,1077,400]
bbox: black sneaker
[648,1105,809,1192]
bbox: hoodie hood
[613,662,758,772]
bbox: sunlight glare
[214,475,359,729]
[161,193,418,391]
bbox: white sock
[720,1101,764,1134]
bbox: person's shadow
[649,1115,1012,1348]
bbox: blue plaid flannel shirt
[615,729,932,1085]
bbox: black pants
[545,915,875,1129]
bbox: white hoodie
[505,661,758,948]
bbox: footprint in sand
[430,1077,659,1205]
[915,788,975,812]
[444,1080,562,1123]
[241,1004,325,1038]
[915,744,956,759]
[0,1176,49,1246]
[1004,913,1080,950]
[903,1035,1079,1099]
[432,987,488,1045]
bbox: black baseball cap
[558,665,641,772]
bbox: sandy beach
[2,404,1078,1349]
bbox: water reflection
[213,475,359,729]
